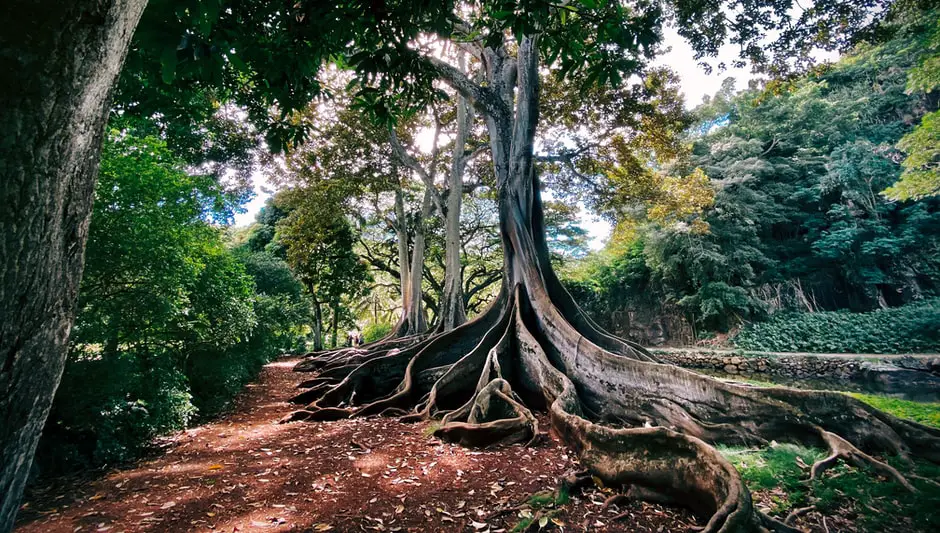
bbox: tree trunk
[311,297,323,352]
[286,34,940,533]
[437,53,471,332]
[404,188,432,334]
[330,301,339,349]
[0,2,147,530]
[388,186,415,338]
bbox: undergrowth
[511,486,570,532]
[848,393,940,429]
[721,444,940,531]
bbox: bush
[33,132,310,477]
[38,354,197,471]
[732,298,940,353]
[362,321,393,344]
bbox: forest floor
[14,357,699,533]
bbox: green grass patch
[719,444,824,515]
[847,392,940,428]
[422,422,442,438]
[511,487,570,532]
[721,444,940,531]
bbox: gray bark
[0,1,147,530]
[438,54,471,332]
[405,188,433,334]
[390,186,415,336]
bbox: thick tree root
[283,282,940,532]
[811,430,915,491]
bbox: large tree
[0,1,148,527]
[286,2,940,532]
[2,1,936,532]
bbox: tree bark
[404,188,432,335]
[394,181,412,310]
[437,53,471,332]
[311,297,324,351]
[0,1,147,530]
[330,300,339,349]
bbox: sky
[232,28,761,249]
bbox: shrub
[362,321,393,344]
[732,298,940,353]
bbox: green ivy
[732,299,940,353]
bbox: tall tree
[288,3,940,532]
[276,189,370,351]
[388,51,485,332]
[2,2,934,532]
[0,1,148,527]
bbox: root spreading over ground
[285,280,940,532]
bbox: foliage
[847,393,940,428]
[568,15,940,338]
[722,444,940,531]
[884,110,940,200]
[35,130,308,474]
[361,322,394,344]
[275,187,371,348]
[732,299,940,353]
[883,19,940,200]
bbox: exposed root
[811,430,915,491]
[432,378,538,447]
[296,377,336,389]
[288,382,334,405]
[784,505,815,525]
[285,277,940,531]
[280,406,352,423]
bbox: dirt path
[15,357,698,533]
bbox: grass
[712,374,940,429]
[422,422,441,437]
[722,444,940,531]
[719,384,940,530]
[848,392,940,428]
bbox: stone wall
[651,348,940,402]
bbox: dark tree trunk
[330,301,339,349]
[311,298,324,351]
[0,1,147,530]
[286,34,940,533]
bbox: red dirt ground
[14,357,701,533]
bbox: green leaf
[160,47,178,85]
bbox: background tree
[883,18,939,200]
[276,189,371,351]
[33,128,307,476]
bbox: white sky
[233,29,761,248]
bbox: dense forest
[2,1,939,532]
[565,19,940,350]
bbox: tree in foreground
[2,1,938,532]
[285,2,940,532]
